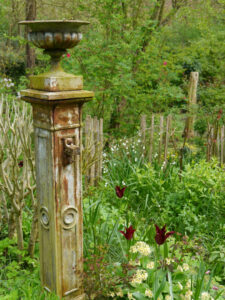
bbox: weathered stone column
[19,20,93,300]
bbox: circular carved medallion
[40,207,50,229]
[62,206,77,230]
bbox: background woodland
[0,0,224,136]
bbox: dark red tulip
[120,225,136,240]
[155,224,175,245]
[217,109,222,120]
[115,186,126,198]
[18,160,23,168]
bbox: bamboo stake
[149,115,154,163]
[164,115,171,165]
[0,194,2,226]
[89,117,95,186]
[158,115,164,163]
[221,126,224,165]
[211,127,214,157]
[217,127,220,160]
[84,115,91,186]
[99,118,103,178]
[206,123,211,162]
[140,114,146,156]
[93,117,99,185]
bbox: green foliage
[0,45,26,81]
[83,237,225,299]
[194,119,207,136]
[96,149,225,261]
[83,245,130,299]
[1,0,224,136]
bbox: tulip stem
[127,239,131,261]
[163,242,168,259]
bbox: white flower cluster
[186,280,191,289]
[201,292,212,300]
[129,259,141,266]
[131,269,148,284]
[177,263,189,272]
[128,292,135,300]
[130,241,151,256]
[146,261,155,269]
[165,258,175,265]
[109,289,123,298]
[181,290,192,300]
[116,289,123,297]
[0,78,14,88]
[183,263,189,271]
[145,289,153,298]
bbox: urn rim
[19,20,90,32]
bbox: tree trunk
[8,211,17,239]
[28,205,38,257]
[16,212,24,250]
[25,0,36,69]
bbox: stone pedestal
[21,88,93,299]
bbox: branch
[0,162,13,196]
[0,191,9,223]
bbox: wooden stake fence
[140,114,173,164]
[82,114,224,188]
[140,114,225,165]
[83,115,103,187]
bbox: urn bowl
[19,20,89,50]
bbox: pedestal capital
[21,89,94,104]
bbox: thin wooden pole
[158,115,164,164]
[164,115,171,165]
[89,117,95,186]
[149,115,154,163]
[93,117,99,185]
[221,126,224,165]
[211,126,214,158]
[140,114,146,156]
[185,72,199,139]
[217,127,220,160]
[94,117,100,185]
[206,123,211,162]
[85,115,91,187]
[99,118,103,178]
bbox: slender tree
[25,0,36,69]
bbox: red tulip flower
[155,224,175,245]
[67,53,71,58]
[115,186,126,198]
[120,225,136,240]
[18,160,24,168]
